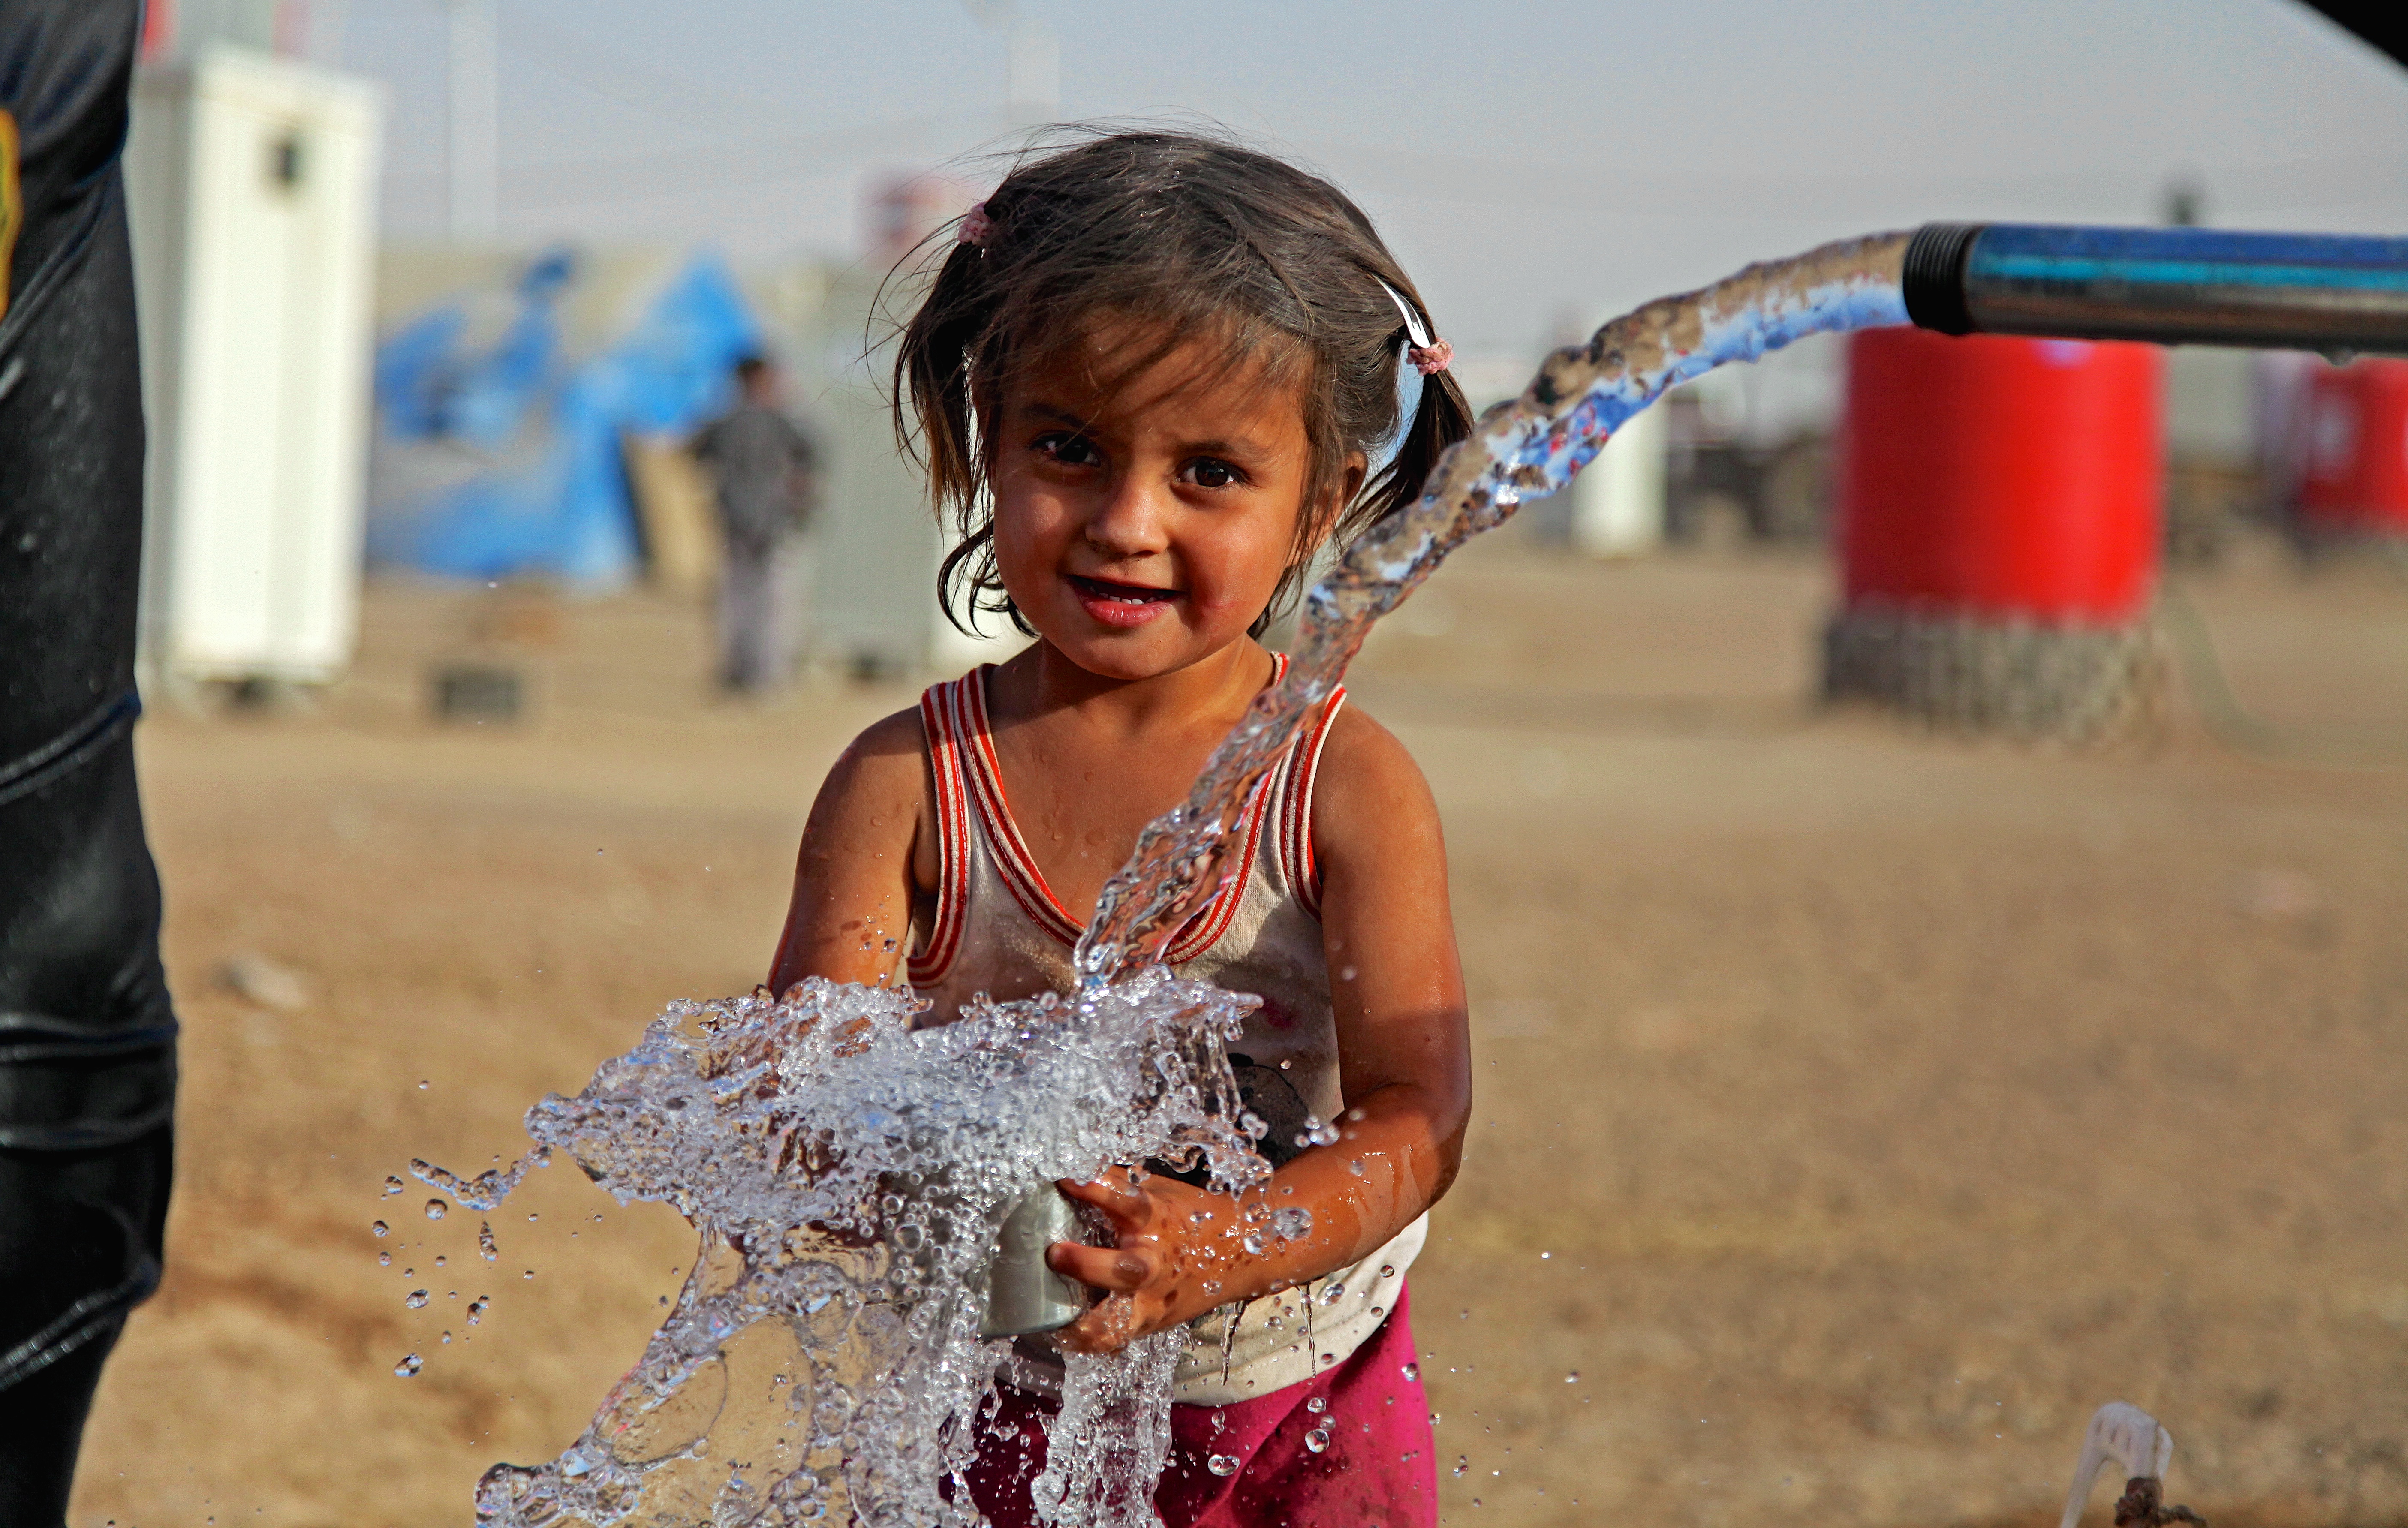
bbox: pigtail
[1360,351,1474,530]
[891,225,1034,638]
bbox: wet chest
[987,721,1222,923]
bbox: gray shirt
[691,403,819,553]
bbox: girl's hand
[1044,1170,1242,1353]
[1042,706,1473,1359]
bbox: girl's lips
[1067,574,1180,629]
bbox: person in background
[690,354,821,694]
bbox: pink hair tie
[1377,278,1451,377]
[958,202,993,248]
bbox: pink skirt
[964,1285,1438,1528]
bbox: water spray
[407,222,2408,1526]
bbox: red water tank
[1839,329,2164,623]
[2297,359,2408,536]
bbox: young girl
[767,131,1474,1528]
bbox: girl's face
[988,328,1360,682]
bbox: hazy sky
[328,0,2408,353]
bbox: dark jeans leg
[0,1322,120,1527]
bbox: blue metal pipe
[1902,223,2408,355]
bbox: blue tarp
[367,248,761,590]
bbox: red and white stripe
[909,656,1344,978]
[906,680,975,987]
[955,671,1090,948]
[1279,684,1347,920]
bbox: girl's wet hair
[891,128,1475,638]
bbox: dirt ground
[68,533,2408,1528]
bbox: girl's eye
[1184,457,1242,490]
[1034,431,1101,468]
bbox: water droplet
[370,1220,388,1237]
[1206,1454,1240,1477]
[382,1176,403,1197]
[378,1251,391,1266]
[1348,1158,1365,1176]
[1454,1456,1469,1477]
[1539,1250,1550,1260]
[523,1269,534,1280]
[1401,1363,1420,1381]
[394,1353,422,1378]
[467,1297,488,1325]
[1379,1264,1395,1278]
[1304,1426,1331,1453]
[1241,1232,1265,1255]
[526,1212,539,1222]
[1306,1396,1327,1414]
[1565,1370,1580,1384]
[418,1080,430,1089]
[424,1199,447,1221]
[478,1221,499,1261]
[434,1254,446,1268]
[441,1330,453,1345]
[406,1289,429,1308]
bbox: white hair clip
[1377,279,1454,376]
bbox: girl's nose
[1083,474,1171,559]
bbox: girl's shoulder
[838,703,934,778]
[1307,701,1443,853]
[802,703,940,898]
[809,704,933,830]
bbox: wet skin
[768,330,1472,1351]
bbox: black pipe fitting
[1903,221,2408,354]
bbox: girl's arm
[1050,708,1472,1350]
[766,708,934,993]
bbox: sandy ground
[68,534,2408,1528]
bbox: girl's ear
[1339,449,1368,512]
[1297,449,1368,559]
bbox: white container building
[124,45,383,689]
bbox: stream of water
[413,232,1914,1528]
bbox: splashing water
[446,971,1274,1527]
[413,1150,553,1210]
[415,233,1913,1527]
[1071,230,1909,981]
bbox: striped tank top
[908,658,1428,1406]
